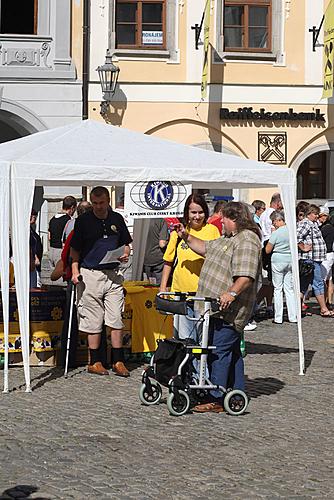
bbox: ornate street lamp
[96,50,120,116]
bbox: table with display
[0,282,173,366]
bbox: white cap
[319,206,329,215]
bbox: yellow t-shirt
[163,224,220,292]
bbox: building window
[224,0,271,52]
[116,0,166,49]
[0,0,38,35]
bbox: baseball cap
[319,206,329,215]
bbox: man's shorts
[76,268,124,333]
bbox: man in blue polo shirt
[70,186,132,377]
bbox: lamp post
[96,49,120,117]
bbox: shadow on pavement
[246,341,315,371]
[0,484,50,499]
[30,366,85,391]
[245,376,285,399]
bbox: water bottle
[240,332,246,358]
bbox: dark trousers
[209,318,245,400]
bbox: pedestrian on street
[48,196,77,268]
[297,204,333,317]
[173,201,262,413]
[70,186,132,377]
[265,210,297,324]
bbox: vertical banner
[201,0,210,100]
[323,0,334,98]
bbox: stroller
[139,292,248,417]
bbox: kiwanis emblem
[145,300,153,309]
[145,181,174,210]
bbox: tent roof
[1,119,294,189]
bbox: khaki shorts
[76,268,124,333]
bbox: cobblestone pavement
[0,305,334,499]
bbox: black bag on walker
[153,338,188,385]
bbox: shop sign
[142,31,163,45]
[125,181,192,218]
[258,132,287,164]
[220,107,325,123]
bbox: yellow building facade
[86,0,334,205]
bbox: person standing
[297,204,333,317]
[48,196,77,268]
[265,211,297,324]
[30,209,43,288]
[160,193,220,340]
[70,186,132,376]
[252,200,266,227]
[143,218,169,285]
[173,202,262,413]
[259,192,282,242]
[207,200,226,235]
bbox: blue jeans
[300,260,324,296]
[173,305,202,342]
[209,318,245,400]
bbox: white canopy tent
[0,119,303,392]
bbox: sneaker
[244,321,257,331]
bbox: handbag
[298,259,314,277]
[299,224,315,277]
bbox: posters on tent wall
[124,181,192,219]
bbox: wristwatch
[228,291,238,298]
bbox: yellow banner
[323,0,334,98]
[201,0,210,99]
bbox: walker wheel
[167,390,190,416]
[223,389,248,416]
[139,380,162,406]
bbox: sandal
[320,310,334,318]
[193,402,224,413]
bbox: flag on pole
[323,0,334,98]
[201,0,210,100]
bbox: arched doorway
[297,150,329,200]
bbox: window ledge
[112,49,170,59]
[218,51,277,62]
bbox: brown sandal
[193,402,224,413]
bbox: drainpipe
[82,0,90,120]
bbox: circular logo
[144,181,174,210]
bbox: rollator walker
[139,292,249,417]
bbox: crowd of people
[26,187,334,414]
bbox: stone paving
[0,304,334,499]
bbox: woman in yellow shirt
[160,194,220,340]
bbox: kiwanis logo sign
[124,181,192,219]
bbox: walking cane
[64,275,82,378]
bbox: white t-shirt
[259,207,275,242]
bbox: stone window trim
[0,0,76,80]
[109,0,179,63]
[215,0,284,64]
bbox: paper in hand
[99,245,125,265]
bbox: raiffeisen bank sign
[220,107,325,123]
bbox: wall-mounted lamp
[96,49,120,116]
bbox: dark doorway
[0,0,37,35]
[297,151,327,199]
